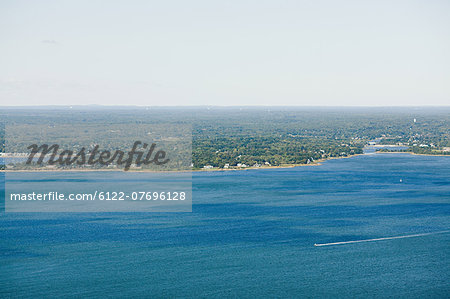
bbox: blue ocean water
[1,153,449,298]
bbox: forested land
[1,107,449,169]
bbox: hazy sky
[1,0,449,106]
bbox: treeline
[193,136,363,168]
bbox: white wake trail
[314,230,450,247]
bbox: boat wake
[314,230,450,247]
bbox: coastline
[0,153,365,173]
[375,151,450,157]
[2,151,447,174]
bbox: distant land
[1,107,449,171]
